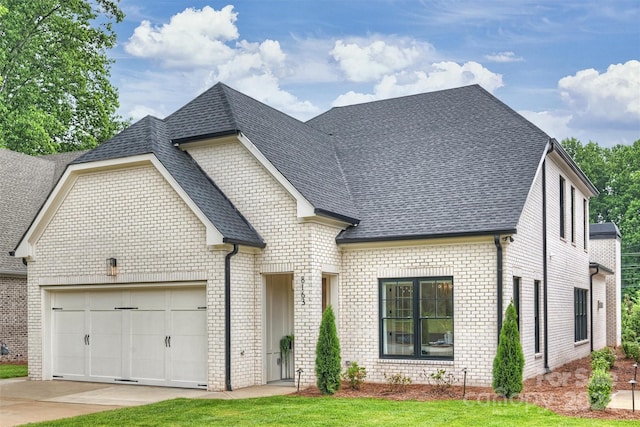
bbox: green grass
[29,395,636,426]
[0,364,27,378]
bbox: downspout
[542,158,550,372]
[494,235,503,343]
[225,243,239,391]
[589,265,599,352]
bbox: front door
[265,274,294,382]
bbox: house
[12,83,621,390]
[0,149,85,362]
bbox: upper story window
[571,186,576,243]
[559,176,566,238]
[380,277,453,360]
[583,199,588,249]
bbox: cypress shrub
[492,301,525,398]
[315,305,341,395]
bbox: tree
[315,305,341,395]
[492,302,524,398]
[562,138,640,295]
[0,0,127,155]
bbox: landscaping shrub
[315,305,341,395]
[622,341,640,362]
[587,368,613,410]
[591,357,609,373]
[342,361,367,390]
[425,368,457,392]
[383,372,412,393]
[591,347,615,369]
[492,301,524,398]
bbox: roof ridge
[217,83,240,131]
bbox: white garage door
[51,287,207,389]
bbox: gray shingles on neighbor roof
[590,222,621,240]
[1,149,86,275]
[307,85,550,242]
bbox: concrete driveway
[0,378,294,426]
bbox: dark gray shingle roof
[167,84,359,222]
[73,116,264,247]
[1,149,85,275]
[307,85,549,242]
[590,222,621,240]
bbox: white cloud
[121,6,320,120]
[330,37,434,82]
[333,61,503,106]
[519,110,573,138]
[558,60,640,125]
[484,51,523,63]
[125,5,239,68]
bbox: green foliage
[587,368,613,410]
[342,361,367,390]
[315,305,341,395]
[622,341,640,362]
[562,138,640,293]
[0,0,128,154]
[492,302,525,398]
[425,368,457,392]
[590,347,615,370]
[591,357,609,373]
[383,372,412,393]
[0,364,27,378]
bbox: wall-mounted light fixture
[598,300,603,310]
[106,258,117,276]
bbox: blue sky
[110,0,640,147]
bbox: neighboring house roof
[73,115,264,247]
[308,85,551,242]
[165,84,359,222]
[1,149,85,275]
[590,222,621,240]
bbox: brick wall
[340,240,497,386]
[0,275,28,363]
[590,236,621,346]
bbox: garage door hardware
[115,378,139,383]
[84,334,90,345]
[164,336,172,347]
[114,306,139,310]
[198,306,207,309]
[52,307,63,310]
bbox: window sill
[574,339,589,347]
[378,358,454,366]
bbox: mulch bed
[297,348,640,420]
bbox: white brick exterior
[23,139,615,390]
[590,235,622,346]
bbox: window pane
[382,319,414,356]
[420,318,453,357]
[382,281,413,318]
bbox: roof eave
[549,139,599,196]
[336,228,517,244]
[172,129,239,146]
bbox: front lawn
[30,395,637,426]
[0,364,27,379]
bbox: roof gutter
[336,228,517,245]
[225,243,239,391]
[314,208,360,225]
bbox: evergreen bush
[492,301,524,398]
[342,361,367,390]
[591,347,615,369]
[587,368,613,410]
[315,305,341,395]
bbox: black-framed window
[571,186,576,243]
[574,288,588,342]
[583,199,588,249]
[560,176,566,238]
[513,277,521,330]
[534,280,541,353]
[380,277,453,360]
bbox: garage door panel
[170,310,206,383]
[130,310,166,381]
[89,311,123,378]
[52,311,86,377]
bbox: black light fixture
[106,258,117,276]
